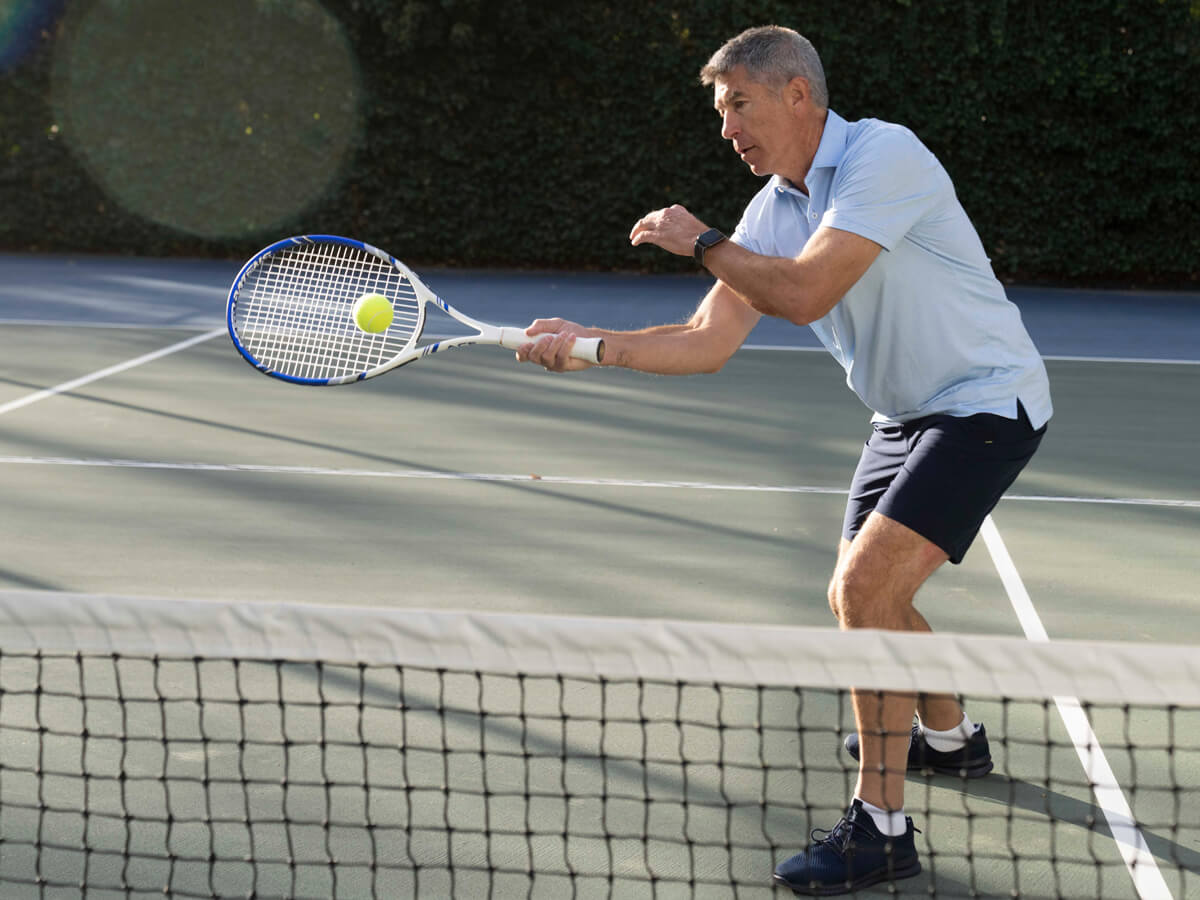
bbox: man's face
[713,66,793,177]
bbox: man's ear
[786,75,812,114]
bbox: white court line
[741,344,1200,365]
[0,457,849,493]
[1005,493,1199,509]
[0,319,221,331]
[981,516,1173,900]
[0,328,225,418]
[0,457,1195,510]
[4,324,1197,365]
[1040,354,1200,366]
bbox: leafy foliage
[1,0,1196,284]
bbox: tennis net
[0,591,1196,899]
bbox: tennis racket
[226,234,604,385]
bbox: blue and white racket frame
[227,234,602,386]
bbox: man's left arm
[630,204,882,326]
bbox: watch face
[696,229,726,264]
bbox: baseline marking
[981,515,1172,900]
[0,328,226,418]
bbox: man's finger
[554,333,577,368]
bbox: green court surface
[0,329,1194,631]
[0,291,1197,898]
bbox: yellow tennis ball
[352,293,393,333]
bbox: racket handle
[498,328,605,364]
[570,336,605,363]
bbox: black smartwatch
[693,228,727,267]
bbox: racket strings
[233,241,422,381]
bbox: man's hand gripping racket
[227,235,604,385]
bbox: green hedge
[2,0,1197,285]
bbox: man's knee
[826,576,842,622]
[827,515,948,629]
[828,539,852,622]
[828,565,881,629]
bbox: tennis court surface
[1,255,1198,898]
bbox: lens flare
[51,0,363,238]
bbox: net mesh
[228,239,422,383]
[0,592,1197,899]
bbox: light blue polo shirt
[730,109,1052,428]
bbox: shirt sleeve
[730,215,761,254]
[822,126,947,251]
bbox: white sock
[856,797,907,837]
[919,712,977,752]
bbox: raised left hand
[629,204,708,257]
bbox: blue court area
[0,254,1197,898]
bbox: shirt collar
[811,109,848,171]
[770,108,849,194]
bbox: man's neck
[780,108,829,195]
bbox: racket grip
[570,337,604,363]
[498,328,605,364]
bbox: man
[516,25,1051,896]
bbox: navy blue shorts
[842,403,1047,564]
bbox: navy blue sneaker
[844,723,994,778]
[773,799,921,895]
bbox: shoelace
[810,814,922,855]
[810,816,855,854]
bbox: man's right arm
[517,280,762,375]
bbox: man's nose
[721,111,738,141]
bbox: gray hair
[699,26,828,109]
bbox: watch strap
[693,228,727,266]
